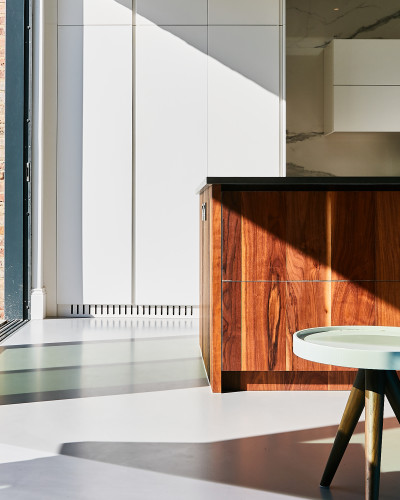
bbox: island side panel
[210,185,222,392]
[199,187,211,380]
[222,190,242,371]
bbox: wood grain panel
[332,281,375,326]
[376,192,400,280]
[286,281,331,371]
[199,188,210,380]
[242,282,286,371]
[222,191,242,281]
[222,371,353,391]
[286,191,329,281]
[331,281,375,373]
[210,185,222,392]
[241,191,286,281]
[222,371,329,391]
[376,281,400,326]
[222,281,241,371]
[331,191,375,281]
[328,371,355,390]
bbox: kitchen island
[199,177,400,392]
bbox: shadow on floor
[59,418,400,499]
[0,337,208,404]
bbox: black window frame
[4,0,32,323]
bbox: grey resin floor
[0,318,398,499]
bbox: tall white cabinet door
[57,27,84,304]
[135,25,207,305]
[82,26,133,304]
[208,26,280,177]
[57,25,133,305]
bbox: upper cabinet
[208,26,281,177]
[324,40,400,134]
[208,0,281,26]
[135,0,207,25]
[207,0,284,177]
[58,0,133,25]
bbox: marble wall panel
[286,0,400,177]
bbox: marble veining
[348,8,400,39]
[286,131,324,144]
[286,163,335,177]
[286,0,400,177]
[287,1,400,51]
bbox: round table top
[293,326,400,370]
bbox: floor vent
[58,304,199,319]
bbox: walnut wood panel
[286,281,331,371]
[222,281,241,371]
[331,192,375,281]
[222,371,330,391]
[331,281,375,372]
[210,185,222,392]
[376,281,400,326]
[328,371,356,390]
[222,191,241,281]
[242,282,286,371]
[241,191,286,281]
[286,191,330,281]
[199,188,210,380]
[376,192,400,280]
[332,281,375,326]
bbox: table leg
[320,369,365,488]
[385,371,400,424]
[365,370,384,500]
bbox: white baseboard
[30,288,47,319]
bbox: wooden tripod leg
[365,370,384,500]
[320,369,365,488]
[385,371,400,424]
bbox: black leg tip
[320,484,330,489]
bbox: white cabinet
[57,25,133,305]
[324,40,400,134]
[57,27,84,304]
[135,25,207,304]
[58,0,133,25]
[208,26,280,177]
[208,0,281,25]
[135,0,207,25]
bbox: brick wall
[0,0,5,319]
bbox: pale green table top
[293,326,400,370]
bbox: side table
[293,326,400,500]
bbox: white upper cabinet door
[58,0,133,25]
[208,26,280,177]
[208,0,281,25]
[330,40,400,86]
[135,0,207,25]
[135,25,207,305]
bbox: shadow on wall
[59,418,400,499]
[113,0,280,94]
[223,190,400,320]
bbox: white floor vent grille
[58,304,199,319]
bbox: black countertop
[196,177,400,193]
